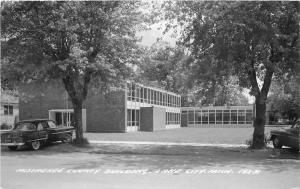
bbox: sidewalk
[89,140,248,148]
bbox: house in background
[19,80,181,133]
[0,90,19,127]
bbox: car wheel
[8,146,18,151]
[31,140,41,150]
[61,133,72,143]
[273,137,282,149]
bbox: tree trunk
[72,100,83,144]
[62,73,90,145]
[252,96,266,149]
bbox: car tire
[61,133,72,143]
[273,137,282,149]
[31,140,41,150]
[8,146,18,151]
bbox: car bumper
[1,142,25,146]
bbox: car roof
[18,119,53,123]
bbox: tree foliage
[135,41,191,94]
[1,1,148,143]
[268,76,300,124]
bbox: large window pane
[202,110,208,124]
[223,110,230,124]
[135,86,140,102]
[140,87,144,102]
[148,89,151,103]
[131,84,135,101]
[246,110,253,124]
[216,110,222,124]
[195,110,201,124]
[136,110,140,126]
[127,109,131,126]
[188,110,195,124]
[132,110,136,126]
[127,83,131,100]
[143,88,147,103]
[209,110,215,124]
[151,90,154,104]
[238,110,245,124]
[231,110,237,124]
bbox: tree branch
[82,69,93,100]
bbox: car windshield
[14,123,36,131]
[48,121,57,128]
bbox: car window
[15,123,36,131]
[37,123,44,131]
[48,121,57,129]
[40,121,49,129]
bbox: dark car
[0,119,74,150]
[270,121,300,151]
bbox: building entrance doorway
[49,109,87,132]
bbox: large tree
[163,1,299,148]
[1,1,147,144]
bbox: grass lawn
[85,126,290,144]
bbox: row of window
[182,109,253,124]
[3,105,14,115]
[166,112,181,125]
[127,109,140,127]
[127,83,181,108]
[126,109,181,127]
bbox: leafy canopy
[1,1,148,92]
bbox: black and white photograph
[0,1,299,189]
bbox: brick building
[19,80,181,132]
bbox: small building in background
[0,90,19,127]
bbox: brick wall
[85,90,126,133]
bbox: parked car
[270,120,300,151]
[0,119,74,150]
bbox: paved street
[1,143,299,189]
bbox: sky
[137,23,177,47]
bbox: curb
[89,140,248,148]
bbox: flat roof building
[19,81,181,132]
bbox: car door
[46,120,59,142]
[23,123,39,143]
[37,122,48,141]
